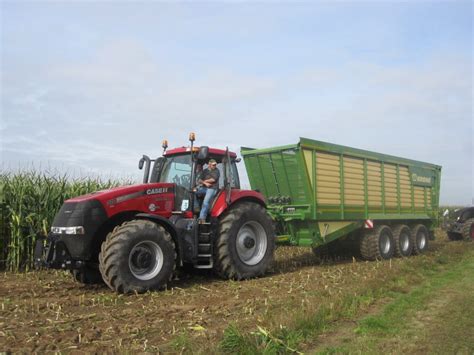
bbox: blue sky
[1,1,472,205]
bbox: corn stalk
[0,170,127,271]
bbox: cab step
[193,221,214,269]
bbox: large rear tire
[99,220,176,294]
[360,225,394,261]
[461,218,474,242]
[411,224,429,255]
[392,224,413,257]
[215,202,275,280]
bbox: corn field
[0,170,125,271]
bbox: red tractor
[35,134,275,293]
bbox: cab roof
[164,146,237,158]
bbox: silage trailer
[241,137,441,260]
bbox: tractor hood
[66,183,176,214]
[67,183,175,203]
[49,183,176,259]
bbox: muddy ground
[0,230,471,353]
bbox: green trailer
[241,137,442,260]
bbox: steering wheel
[173,175,181,185]
[180,174,191,187]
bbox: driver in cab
[195,159,220,223]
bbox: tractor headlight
[51,226,85,235]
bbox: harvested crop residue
[1,230,472,353]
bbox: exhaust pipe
[139,155,152,183]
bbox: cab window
[159,155,192,187]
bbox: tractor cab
[138,134,241,217]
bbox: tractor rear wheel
[461,218,474,242]
[215,202,275,280]
[411,224,429,255]
[99,220,176,294]
[360,225,394,261]
[71,266,103,284]
[392,224,413,257]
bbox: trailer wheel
[411,224,429,255]
[99,220,176,294]
[360,225,394,261]
[461,218,474,242]
[71,266,103,284]
[392,224,413,257]
[215,202,275,280]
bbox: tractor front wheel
[99,220,176,294]
[71,266,103,284]
[215,202,275,280]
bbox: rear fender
[210,190,266,218]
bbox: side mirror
[138,157,145,170]
[197,146,209,160]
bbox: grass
[315,247,474,353]
[346,255,474,352]
[220,324,257,354]
[171,331,195,353]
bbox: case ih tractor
[36,134,275,293]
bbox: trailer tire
[392,224,413,257]
[411,224,429,255]
[71,266,103,284]
[99,220,176,294]
[461,218,474,242]
[215,202,275,280]
[360,225,394,261]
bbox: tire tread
[360,225,394,260]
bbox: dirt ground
[0,230,471,353]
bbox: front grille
[51,200,107,259]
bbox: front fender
[210,189,266,218]
[135,213,182,262]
